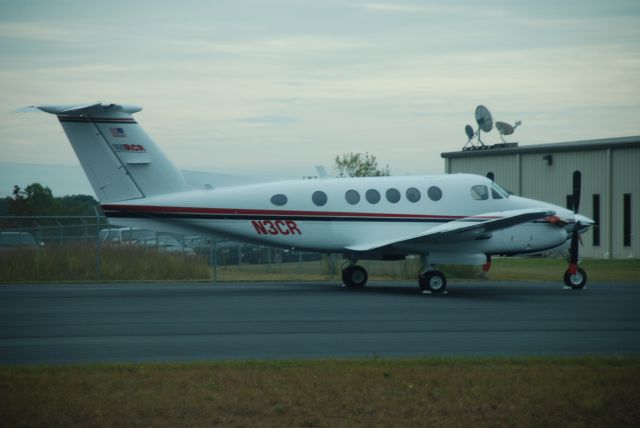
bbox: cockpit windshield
[491,182,511,198]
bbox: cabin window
[366,189,380,204]
[471,185,489,200]
[491,183,510,198]
[345,189,360,205]
[312,191,327,206]
[427,186,442,201]
[270,194,288,206]
[386,188,401,203]
[406,187,421,203]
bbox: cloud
[0,21,77,42]
[162,35,366,59]
[359,3,509,18]
[237,115,300,126]
[360,3,426,13]
[0,1,638,183]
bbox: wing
[345,208,555,252]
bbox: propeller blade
[569,225,580,266]
[572,170,581,214]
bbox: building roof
[441,135,640,159]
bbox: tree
[5,183,98,216]
[333,152,390,177]
[8,183,57,215]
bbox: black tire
[419,271,447,293]
[342,265,368,288]
[564,267,587,289]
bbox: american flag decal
[110,127,126,138]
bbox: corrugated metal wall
[520,150,608,258]
[612,148,640,258]
[448,145,639,259]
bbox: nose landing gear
[563,171,588,290]
[564,266,587,289]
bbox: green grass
[0,244,210,282]
[1,357,639,427]
[489,257,640,282]
[1,244,639,283]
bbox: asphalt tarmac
[1,281,639,365]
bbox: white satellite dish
[465,124,474,140]
[475,105,493,133]
[495,120,521,143]
[473,105,493,146]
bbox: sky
[1,0,639,196]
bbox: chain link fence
[0,215,341,281]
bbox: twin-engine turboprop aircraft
[24,103,593,293]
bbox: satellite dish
[496,121,513,135]
[465,124,474,140]
[495,120,522,143]
[475,105,493,133]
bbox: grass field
[2,357,639,427]
[0,244,211,282]
[1,244,639,283]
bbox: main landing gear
[340,259,448,294]
[419,270,447,294]
[342,264,368,288]
[418,255,447,294]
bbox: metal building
[441,136,640,259]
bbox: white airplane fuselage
[101,173,583,261]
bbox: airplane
[23,102,594,294]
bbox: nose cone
[575,213,594,225]
[575,213,594,233]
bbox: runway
[1,281,639,365]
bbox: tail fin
[29,103,187,202]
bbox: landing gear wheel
[419,271,447,294]
[564,267,587,289]
[342,265,368,288]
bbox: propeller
[568,171,581,272]
[572,170,581,215]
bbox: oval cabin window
[406,187,421,203]
[386,188,401,203]
[270,194,288,206]
[427,186,443,201]
[345,190,360,205]
[366,189,381,204]
[312,191,328,206]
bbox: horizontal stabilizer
[19,103,142,115]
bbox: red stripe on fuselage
[100,204,500,220]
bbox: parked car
[0,231,43,250]
[99,227,155,244]
[274,248,322,263]
[132,236,197,256]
